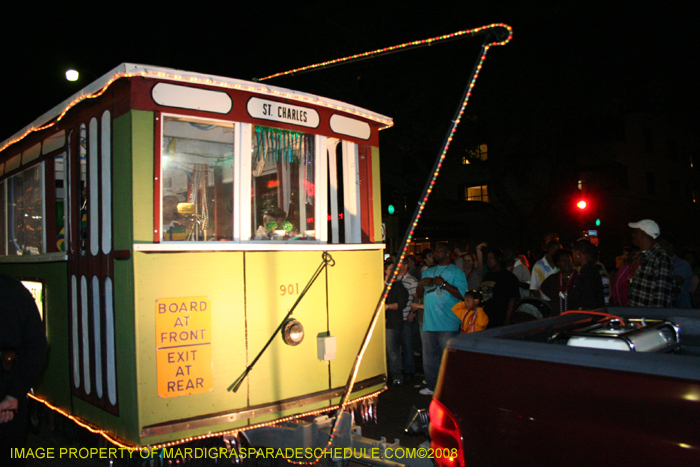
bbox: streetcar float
[0,63,390,451]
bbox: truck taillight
[429,398,465,467]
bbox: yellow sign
[156,296,212,398]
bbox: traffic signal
[387,204,396,215]
[576,200,587,210]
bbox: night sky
[2,1,697,215]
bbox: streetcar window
[89,117,99,256]
[6,163,45,255]
[327,141,345,244]
[78,123,88,255]
[326,139,361,244]
[161,116,234,241]
[251,126,315,241]
[55,153,66,252]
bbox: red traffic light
[576,200,587,210]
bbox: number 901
[279,283,299,296]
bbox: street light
[65,69,80,81]
[65,68,98,82]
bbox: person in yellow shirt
[452,290,488,333]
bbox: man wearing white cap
[627,219,674,308]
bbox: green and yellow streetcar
[0,63,391,451]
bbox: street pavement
[358,373,433,449]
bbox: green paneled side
[133,251,247,446]
[0,262,70,409]
[70,109,154,443]
[327,250,385,388]
[245,251,330,406]
[111,110,142,441]
[113,111,134,249]
[371,146,383,243]
[130,110,155,243]
[130,248,385,447]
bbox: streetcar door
[66,113,119,414]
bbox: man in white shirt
[529,241,561,301]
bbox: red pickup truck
[429,307,700,466]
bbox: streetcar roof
[2,63,393,152]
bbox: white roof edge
[1,63,393,152]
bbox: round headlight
[282,319,304,346]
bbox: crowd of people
[383,219,700,395]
